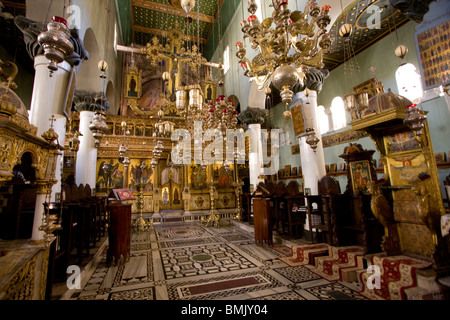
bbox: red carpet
[359,255,432,300]
[310,246,365,281]
[279,244,330,266]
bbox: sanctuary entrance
[159,165,183,211]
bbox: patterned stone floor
[65,220,366,301]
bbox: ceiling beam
[133,25,207,44]
[131,0,215,24]
[2,1,26,9]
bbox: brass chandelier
[237,0,332,105]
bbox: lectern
[107,203,131,265]
[252,197,273,246]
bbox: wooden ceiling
[117,0,228,50]
[117,0,409,70]
[0,0,410,72]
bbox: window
[316,105,329,134]
[330,96,347,130]
[223,45,230,74]
[395,63,423,103]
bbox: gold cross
[49,115,56,128]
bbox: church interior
[0,0,449,304]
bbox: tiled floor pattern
[68,221,366,300]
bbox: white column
[31,184,51,241]
[296,90,326,196]
[29,55,71,138]
[51,116,66,202]
[29,55,70,202]
[247,123,264,190]
[75,110,97,191]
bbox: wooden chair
[285,180,306,239]
[314,176,341,245]
[272,181,288,235]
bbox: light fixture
[305,127,320,152]
[98,60,108,78]
[89,110,108,148]
[404,103,427,137]
[37,16,74,77]
[338,23,353,38]
[394,44,408,59]
[391,15,408,60]
[237,0,332,105]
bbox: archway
[76,28,101,93]
[0,152,37,239]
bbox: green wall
[205,2,450,195]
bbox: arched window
[330,96,347,130]
[395,63,423,103]
[316,105,329,134]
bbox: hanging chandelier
[237,0,332,105]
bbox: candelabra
[237,0,332,105]
[201,181,220,227]
[132,162,153,232]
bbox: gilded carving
[0,253,37,300]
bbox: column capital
[237,107,267,129]
[34,179,57,194]
[293,67,330,94]
[14,16,89,67]
[73,90,109,113]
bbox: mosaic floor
[66,221,366,301]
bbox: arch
[330,96,347,131]
[76,28,101,92]
[12,152,36,184]
[395,63,423,103]
[1,152,37,239]
[316,105,329,134]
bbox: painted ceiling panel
[116,0,410,70]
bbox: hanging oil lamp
[37,16,74,77]
[404,104,427,136]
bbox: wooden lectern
[252,197,273,246]
[107,203,131,265]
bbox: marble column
[75,110,97,191]
[29,55,71,201]
[247,123,264,190]
[296,90,326,196]
[31,181,53,241]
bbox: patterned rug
[270,245,293,257]
[359,255,432,300]
[310,246,365,281]
[273,265,322,283]
[304,282,367,300]
[279,244,330,266]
